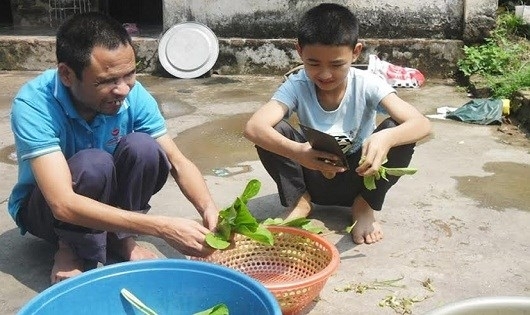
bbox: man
[8,12,219,284]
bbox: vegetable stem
[121,288,158,315]
[360,158,417,191]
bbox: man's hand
[160,217,216,257]
[201,206,220,231]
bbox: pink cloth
[368,55,425,88]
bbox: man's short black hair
[56,12,133,79]
[297,3,359,48]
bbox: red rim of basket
[260,225,340,291]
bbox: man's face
[297,43,362,92]
[59,44,137,121]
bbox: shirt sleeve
[11,90,62,161]
[127,82,167,138]
[364,71,396,111]
[271,72,308,118]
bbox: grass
[457,11,530,99]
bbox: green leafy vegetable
[262,217,325,234]
[121,289,229,315]
[344,221,357,233]
[206,179,274,249]
[120,288,158,315]
[360,158,417,191]
[205,233,231,250]
[193,303,229,315]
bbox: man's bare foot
[50,241,84,285]
[351,196,383,244]
[108,235,158,261]
[284,192,312,220]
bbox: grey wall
[0,0,498,77]
[157,0,497,77]
[163,0,496,42]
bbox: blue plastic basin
[19,259,282,315]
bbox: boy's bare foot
[50,241,84,285]
[108,235,158,261]
[284,192,312,220]
[351,196,383,244]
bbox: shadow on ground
[0,228,52,293]
[309,205,367,258]
[249,194,366,258]
[0,227,188,296]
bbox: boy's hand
[296,142,346,175]
[321,171,336,179]
[355,132,392,176]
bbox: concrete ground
[0,71,529,314]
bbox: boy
[244,3,431,245]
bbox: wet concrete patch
[0,111,256,169]
[137,76,198,119]
[0,144,17,165]
[173,112,257,176]
[200,77,241,85]
[453,161,530,211]
[138,74,279,110]
[0,72,39,113]
[157,100,195,120]
[0,94,14,113]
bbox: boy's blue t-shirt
[8,69,167,232]
[272,67,395,155]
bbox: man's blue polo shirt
[8,69,167,233]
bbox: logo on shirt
[106,128,122,146]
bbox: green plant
[458,12,526,77]
[457,39,512,76]
[359,157,418,191]
[205,179,274,249]
[261,217,325,234]
[457,11,530,98]
[494,11,526,37]
[121,288,228,315]
[487,62,530,98]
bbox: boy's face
[297,43,362,92]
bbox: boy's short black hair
[56,12,133,79]
[297,3,359,48]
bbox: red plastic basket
[193,226,340,315]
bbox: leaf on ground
[421,278,435,292]
[379,294,430,315]
[344,221,357,233]
[334,276,406,295]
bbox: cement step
[0,35,462,78]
